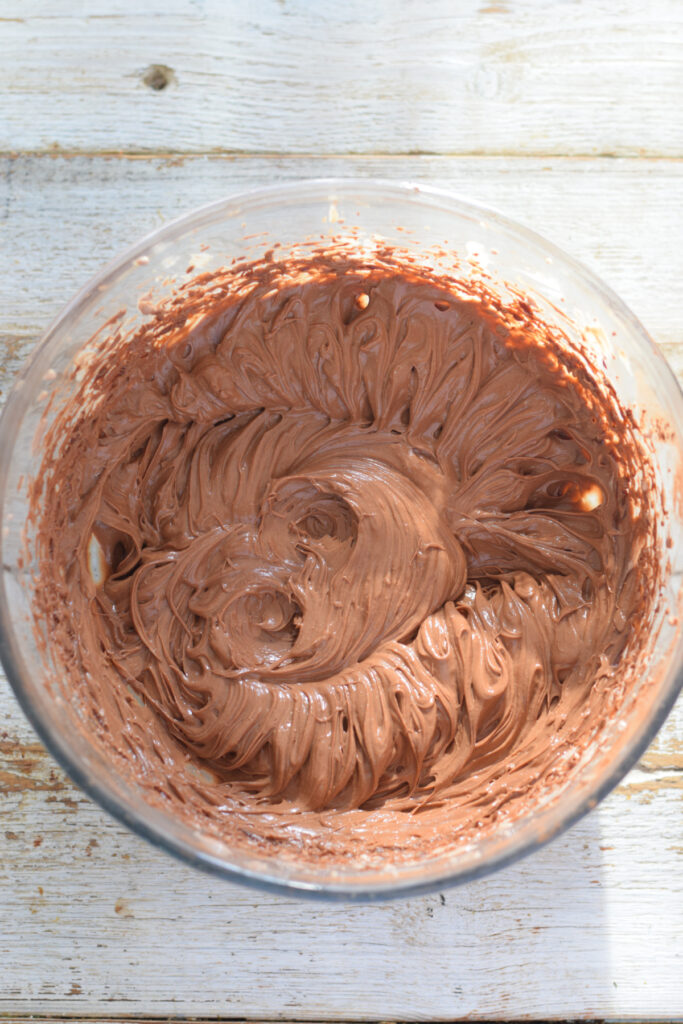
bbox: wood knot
[142,64,175,91]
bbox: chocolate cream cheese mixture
[31,246,658,865]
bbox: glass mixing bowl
[1,180,681,900]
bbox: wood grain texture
[2,153,683,387]
[0,151,682,1020]
[2,0,683,157]
[0,683,681,1021]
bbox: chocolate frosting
[31,247,657,863]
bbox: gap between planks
[0,1015,651,1023]
[5,150,683,161]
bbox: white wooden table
[1,3,682,1020]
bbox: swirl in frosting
[33,248,654,859]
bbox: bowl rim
[1,176,681,901]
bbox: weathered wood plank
[2,0,683,157]
[2,153,683,377]
[0,690,681,1019]
[2,668,680,791]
